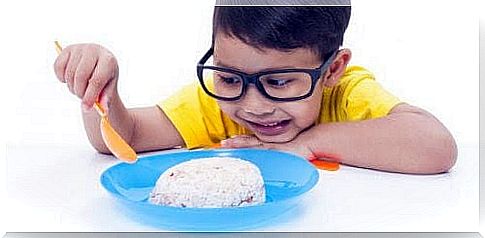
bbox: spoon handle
[93,102,106,117]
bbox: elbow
[417,131,458,174]
[402,110,458,174]
[436,133,458,173]
[390,105,458,174]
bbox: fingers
[54,49,70,82]
[82,54,117,109]
[74,54,98,99]
[220,135,263,148]
[53,44,119,112]
[64,47,83,94]
[219,135,314,160]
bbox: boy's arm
[222,103,457,174]
[303,103,457,174]
[54,43,184,154]
[82,92,184,154]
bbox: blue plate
[100,148,319,230]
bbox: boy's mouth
[245,119,292,136]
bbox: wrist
[299,124,333,155]
[296,125,320,154]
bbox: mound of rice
[149,157,265,208]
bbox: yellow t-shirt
[158,66,401,149]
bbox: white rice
[149,157,266,208]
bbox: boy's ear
[323,49,352,87]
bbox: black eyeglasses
[196,48,338,102]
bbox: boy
[53,6,457,174]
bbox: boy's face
[213,34,328,143]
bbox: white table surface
[5,141,479,232]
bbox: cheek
[286,95,323,126]
[218,102,237,117]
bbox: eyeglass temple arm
[198,48,214,65]
[320,50,339,71]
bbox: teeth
[263,122,279,126]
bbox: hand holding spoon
[55,41,137,163]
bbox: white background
[0,0,481,233]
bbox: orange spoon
[308,152,340,171]
[55,41,137,163]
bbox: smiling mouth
[245,119,292,136]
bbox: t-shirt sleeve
[343,66,401,120]
[321,66,401,122]
[157,83,227,149]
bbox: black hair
[213,6,351,61]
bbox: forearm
[82,92,135,154]
[305,106,457,174]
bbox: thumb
[97,78,117,113]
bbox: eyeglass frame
[196,47,338,102]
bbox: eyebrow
[213,59,311,72]
[213,60,242,70]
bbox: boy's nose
[240,85,276,116]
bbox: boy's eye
[220,76,241,84]
[265,78,294,87]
